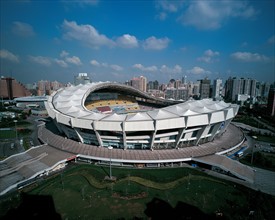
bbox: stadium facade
[45,82,239,150]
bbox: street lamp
[14,120,18,141]
[108,146,113,179]
[257,116,261,130]
[251,136,257,165]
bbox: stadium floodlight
[108,146,113,179]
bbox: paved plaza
[1,122,275,196]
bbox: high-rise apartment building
[74,73,91,86]
[182,75,187,84]
[37,80,63,96]
[175,80,182,89]
[225,77,257,102]
[267,88,275,116]
[165,87,188,101]
[147,80,159,90]
[199,77,210,99]
[37,80,51,95]
[130,76,147,92]
[213,78,222,100]
[193,82,200,97]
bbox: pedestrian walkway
[254,167,275,196]
[192,154,255,183]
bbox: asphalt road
[0,140,24,158]
[0,115,45,159]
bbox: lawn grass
[1,164,275,219]
[256,135,275,143]
[240,152,275,172]
[0,130,16,139]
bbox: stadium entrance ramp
[192,154,255,183]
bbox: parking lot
[0,139,24,158]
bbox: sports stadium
[2,82,260,196]
[45,82,239,150]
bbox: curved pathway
[38,123,244,163]
[3,123,267,196]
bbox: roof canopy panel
[46,82,235,124]
[147,109,178,120]
[101,113,127,121]
[126,112,152,121]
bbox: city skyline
[1,0,274,84]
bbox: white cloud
[62,20,115,48]
[61,20,169,51]
[0,49,19,63]
[90,59,101,66]
[155,1,184,21]
[60,50,69,58]
[133,64,143,69]
[157,0,180,13]
[29,56,51,66]
[180,47,187,52]
[187,66,210,75]
[101,62,108,67]
[231,52,270,62]
[55,59,68,68]
[204,49,219,57]
[160,64,183,74]
[89,60,123,71]
[65,56,82,65]
[178,0,258,30]
[12,21,35,37]
[132,64,158,72]
[155,12,167,21]
[143,36,170,50]
[110,64,123,71]
[198,49,220,63]
[57,50,82,66]
[116,34,138,48]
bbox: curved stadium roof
[47,82,233,122]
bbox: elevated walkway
[0,123,248,195]
[192,154,255,183]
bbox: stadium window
[191,130,198,138]
[208,125,215,134]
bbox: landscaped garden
[1,164,275,219]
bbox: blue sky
[0,0,274,84]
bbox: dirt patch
[112,192,147,200]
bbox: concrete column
[209,122,223,141]
[174,128,186,148]
[74,128,84,143]
[92,121,103,147]
[150,120,157,150]
[195,125,208,146]
[122,121,127,150]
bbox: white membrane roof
[48,82,233,122]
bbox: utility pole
[108,146,113,179]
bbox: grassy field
[0,129,16,139]
[1,164,275,219]
[240,152,275,172]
